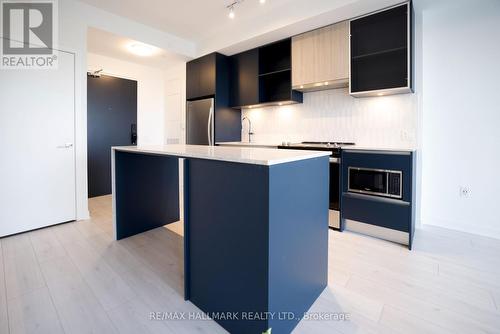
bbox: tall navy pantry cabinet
[186,53,241,142]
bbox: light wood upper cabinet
[292,21,349,91]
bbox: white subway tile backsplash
[242,88,417,148]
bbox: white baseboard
[76,209,90,221]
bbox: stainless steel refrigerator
[186,98,214,146]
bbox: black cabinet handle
[131,124,137,145]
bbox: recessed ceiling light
[260,0,266,3]
[377,92,384,96]
[228,6,235,19]
[128,43,154,56]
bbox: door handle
[56,143,73,148]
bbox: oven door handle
[329,157,340,163]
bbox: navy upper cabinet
[186,53,241,142]
[350,2,413,97]
[258,39,302,105]
[230,49,259,107]
[187,53,217,100]
[228,38,302,108]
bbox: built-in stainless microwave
[348,167,402,199]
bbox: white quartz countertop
[345,146,416,153]
[112,145,330,166]
[217,141,416,152]
[216,141,280,148]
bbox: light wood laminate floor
[1,195,500,333]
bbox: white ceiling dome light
[127,42,155,56]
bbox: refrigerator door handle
[207,103,214,146]
[211,105,214,145]
[207,108,212,146]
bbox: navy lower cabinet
[114,151,180,240]
[113,148,329,334]
[185,157,329,334]
[341,150,416,249]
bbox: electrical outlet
[400,130,414,143]
[459,186,471,198]
[400,130,408,141]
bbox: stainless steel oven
[328,157,341,228]
[348,167,402,199]
[278,141,355,230]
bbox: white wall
[9,0,500,240]
[245,0,500,241]
[87,53,166,145]
[242,88,418,149]
[164,63,187,145]
[419,0,500,238]
[54,0,193,220]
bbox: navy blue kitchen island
[112,145,330,334]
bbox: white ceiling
[87,27,188,69]
[82,0,403,59]
[80,0,298,43]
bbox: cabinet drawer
[342,192,410,232]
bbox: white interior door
[0,49,76,237]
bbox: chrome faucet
[242,116,254,143]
